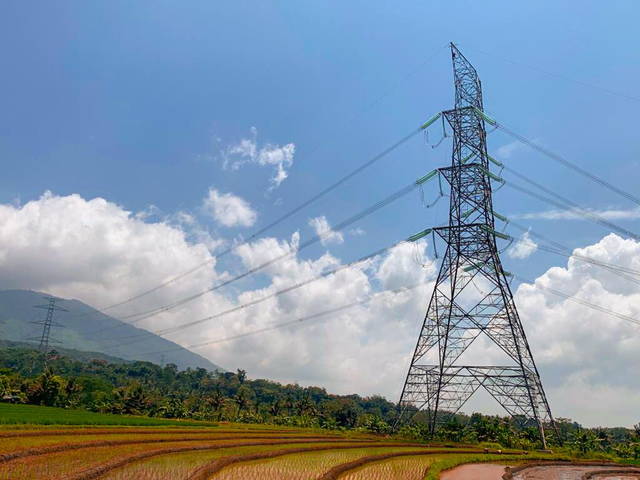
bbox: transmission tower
[397,44,557,448]
[29,297,67,355]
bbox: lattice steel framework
[29,297,67,354]
[397,44,557,447]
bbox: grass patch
[0,403,217,427]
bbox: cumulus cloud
[2,192,639,425]
[511,233,640,426]
[0,191,231,337]
[0,193,436,401]
[507,229,538,259]
[201,189,257,228]
[222,127,295,191]
[308,216,344,246]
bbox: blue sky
[2,2,640,425]
[3,1,640,278]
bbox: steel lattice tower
[397,44,557,448]
[29,297,67,355]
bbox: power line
[511,274,640,327]
[96,175,432,332]
[504,225,640,288]
[503,178,640,241]
[79,45,448,318]
[80,123,433,319]
[136,280,430,357]
[458,44,640,103]
[106,239,405,341]
[497,122,640,206]
[104,226,431,345]
[293,44,449,166]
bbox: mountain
[0,290,225,372]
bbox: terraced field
[0,423,569,479]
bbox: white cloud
[0,191,230,338]
[308,215,344,246]
[0,193,436,404]
[135,204,162,221]
[350,227,366,236]
[222,127,295,191]
[2,192,639,426]
[201,189,257,228]
[507,229,538,259]
[496,140,525,159]
[512,207,640,221]
[512,233,640,426]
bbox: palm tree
[234,387,251,411]
[570,428,598,454]
[209,390,226,419]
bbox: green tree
[335,402,359,428]
[234,386,252,412]
[570,428,598,454]
[27,367,67,407]
[438,418,466,443]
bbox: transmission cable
[496,122,640,206]
[503,228,640,288]
[508,221,640,279]
[511,274,640,327]
[104,228,431,346]
[458,44,640,103]
[136,279,430,357]
[95,176,432,334]
[292,44,448,166]
[79,122,438,320]
[83,42,448,318]
[503,179,640,241]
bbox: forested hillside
[0,290,224,372]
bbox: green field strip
[101,442,373,480]
[340,455,436,480]
[210,446,441,480]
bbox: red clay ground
[440,463,508,479]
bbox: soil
[513,465,640,479]
[440,463,507,480]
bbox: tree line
[0,347,637,457]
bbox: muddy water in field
[512,465,640,479]
[440,463,507,479]
[441,464,640,480]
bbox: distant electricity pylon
[397,44,558,448]
[29,297,68,355]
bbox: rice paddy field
[0,407,581,480]
[11,404,627,479]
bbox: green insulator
[408,228,432,242]
[415,169,438,185]
[478,165,504,183]
[420,113,442,130]
[480,224,510,241]
[488,155,503,167]
[492,210,508,223]
[463,262,481,273]
[473,107,497,126]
